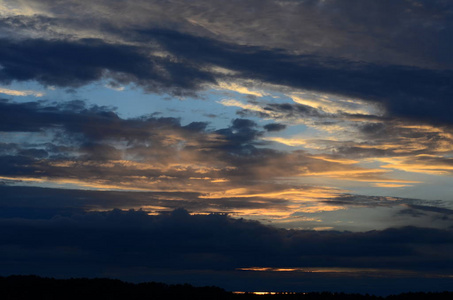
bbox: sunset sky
[1,0,453,295]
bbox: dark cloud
[152,27,452,126]
[0,102,261,161]
[0,155,38,176]
[405,204,453,216]
[0,100,219,160]
[0,99,44,132]
[323,194,405,208]
[0,101,310,200]
[1,23,452,125]
[0,38,215,94]
[0,99,205,145]
[1,1,453,294]
[0,185,205,217]
[148,28,453,125]
[264,103,324,119]
[357,122,387,137]
[213,118,264,155]
[10,0,452,69]
[263,123,286,132]
[398,204,453,222]
[1,209,453,284]
[3,100,451,215]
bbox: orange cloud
[0,87,45,97]
[373,183,412,188]
[377,156,453,175]
[236,267,419,275]
[217,81,267,97]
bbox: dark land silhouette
[1,275,452,300]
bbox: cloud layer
[1,1,453,293]
[1,0,453,125]
[1,209,452,294]
[2,99,452,227]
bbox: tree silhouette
[0,275,451,300]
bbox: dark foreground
[1,275,452,300]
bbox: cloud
[0,38,215,94]
[0,87,44,97]
[1,1,453,293]
[263,123,286,132]
[1,209,452,282]
[377,155,453,176]
[217,82,267,97]
[0,100,347,217]
[3,99,447,222]
[0,8,452,125]
[143,28,453,126]
[274,115,453,160]
[4,0,453,69]
[398,204,453,220]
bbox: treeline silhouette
[1,275,452,300]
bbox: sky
[1,0,453,295]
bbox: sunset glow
[1,0,453,295]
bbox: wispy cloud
[0,87,44,97]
